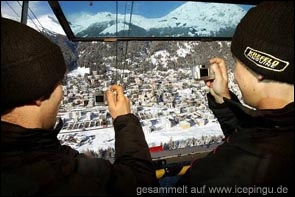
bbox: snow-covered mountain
[68,2,246,38]
[27,14,66,36]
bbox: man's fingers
[210,58,228,81]
[110,85,124,101]
[106,90,115,107]
[210,63,222,81]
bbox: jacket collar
[224,98,294,129]
[1,119,63,152]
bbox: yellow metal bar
[156,165,191,179]
[178,165,190,176]
[156,169,166,179]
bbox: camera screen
[95,95,104,103]
[200,68,209,77]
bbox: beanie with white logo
[231,1,294,84]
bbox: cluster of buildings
[58,66,240,133]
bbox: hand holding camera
[106,85,130,120]
[204,58,231,103]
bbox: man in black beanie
[172,1,294,195]
[1,18,158,195]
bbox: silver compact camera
[95,91,107,106]
[191,64,214,80]
[95,89,117,106]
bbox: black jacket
[174,92,294,195]
[1,114,158,196]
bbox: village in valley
[57,56,241,157]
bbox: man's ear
[27,99,42,107]
[257,75,264,82]
[34,99,42,107]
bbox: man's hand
[106,85,131,120]
[205,58,231,103]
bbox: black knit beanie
[231,1,294,84]
[1,18,66,113]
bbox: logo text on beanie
[244,47,289,72]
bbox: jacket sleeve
[111,113,159,195]
[207,91,239,137]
